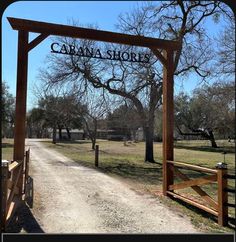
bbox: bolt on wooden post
[95,145,99,167]
[216,163,228,226]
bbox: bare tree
[39,2,226,162]
[216,8,235,76]
[175,80,235,147]
[2,81,15,138]
[117,1,228,79]
[33,83,84,143]
[81,91,109,150]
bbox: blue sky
[2,1,232,110]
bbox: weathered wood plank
[5,196,21,227]
[8,161,22,172]
[7,167,22,212]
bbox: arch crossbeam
[8,17,180,51]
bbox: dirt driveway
[22,139,198,233]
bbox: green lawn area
[2,138,235,232]
[1,138,14,161]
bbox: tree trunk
[66,127,71,140]
[91,119,97,150]
[58,126,62,140]
[28,125,32,138]
[92,139,96,150]
[52,125,57,144]
[144,125,155,163]
[208,130,218,148]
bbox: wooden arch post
[162,50,174,195]
[12,29,48,195]
[151,48,175,195]
[13,30,29,195]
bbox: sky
[2,1,232,110]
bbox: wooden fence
[1,148,30,231]
[165,160,235,226]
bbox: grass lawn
[1,138,14,161]
[2,138,235,232]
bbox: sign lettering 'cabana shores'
[51,42,150,63]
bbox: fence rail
[1,148,30,231]
[166,160,217,174]
[224,174,236,180]
[165,160,234,227]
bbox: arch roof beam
[8,17,181,51]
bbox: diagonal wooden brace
[170,166,218,210]
[27,33,49,52]
[150,48,167,67]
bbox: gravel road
[24,139,198,233]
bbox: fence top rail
[167,160,217,174]
[8,161,23,172]
[224,174,236,179]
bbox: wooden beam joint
[150,48,167,67]
[27,33,49,52]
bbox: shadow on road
[6,176,44,233]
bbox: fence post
[1,161,9,232]
[95,145,99,167]
[24,149,30,194]
[216,163,228,226]
[26,149,30,180]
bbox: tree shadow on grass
[100,163,163,185]
[2,142,14,148]
[73,158,163,185]
[170,195,235,231]
[41,140,91,145]
[174,144,235,154]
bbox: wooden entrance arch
[7,17,180,196]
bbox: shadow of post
[6,176,44,233]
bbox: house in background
[97,129,116,140]
[55,129,85,140]
[46,128,146,141]
[134,127,144,141]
